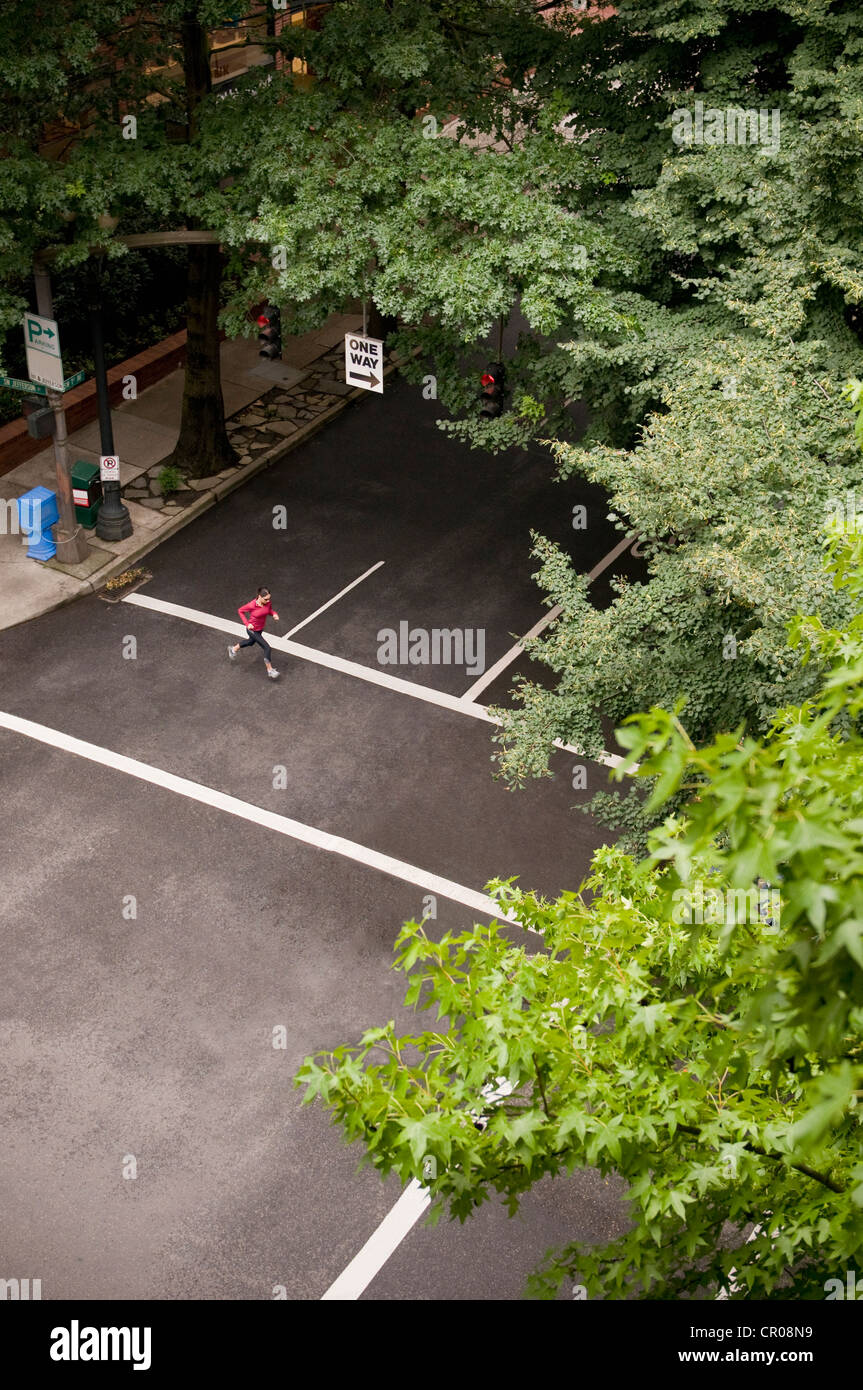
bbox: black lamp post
[89,270,132,542]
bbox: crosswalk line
[0,708,519,925]
[122,593,632,771]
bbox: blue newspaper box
[17,486,59,561]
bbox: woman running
[228,586,280,678]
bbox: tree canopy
[0,0,565,468]
[476,0,863,785]
[216,0,863,789]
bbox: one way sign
[344,333,384,394]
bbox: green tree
[0,0,570,474]
[222,0,863,792]
[0,0,243,474]
[424,1,863,789]
[297,534,863,1300]
[214,2,604,345]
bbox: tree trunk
[163,243,237,478]
[162,7,237,480]
[366,303,399,344]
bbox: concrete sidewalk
[0,312,375,631]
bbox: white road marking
[322,1080,515,1299]
[321,1181,430,1300]
[125,592,498,725]
[0,709,517,925]
[461,603,564,703]
[553,737,629,772]
[0,707,536,1290]
[123,594,632,771]
[586,532,640,582]
[285,561,385,638]
[9,548,640,1296]
[716,1222,767,1300]
[461,533,637,702]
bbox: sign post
[90,299,132,541]
[344,333,384,394]
[31,268,89,564]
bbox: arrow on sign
[343,332,384,394]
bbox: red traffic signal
[257,303,282,360]
[480,362,506,419]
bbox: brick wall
[0,329,205,479]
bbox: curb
[4,355,405,630]
[212,382,368,503]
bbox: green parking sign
[23,311,64,390]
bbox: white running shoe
[268,667,280,679]
[227,645,236,660]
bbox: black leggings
[239,628,272,661]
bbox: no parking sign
[100,455,120,484]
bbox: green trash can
[71,460,103,529]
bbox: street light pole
[88,277,132,542]
[33,264,89,565]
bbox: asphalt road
[0,372,640,1300]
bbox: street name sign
[100,455,120,484]
[0,369,86,395]
[344,333,384,394]
[23,312,64,390]
[0,374,47,395]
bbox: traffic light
[480,362,506,419]
[257,304,282,360]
